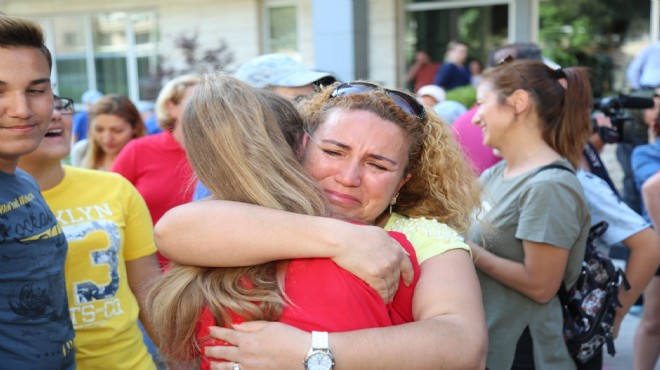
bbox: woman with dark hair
[468,59,594,369]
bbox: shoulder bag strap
[531,163,575,305]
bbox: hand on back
[330,223,414,303]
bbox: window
[52,16,89,101]
[35,11,158,103]
[264,2,299,57]
[93,13,129,96]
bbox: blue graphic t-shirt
[0,169,75,369]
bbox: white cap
[416,85,446,104]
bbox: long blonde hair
[298,83,481,233]
[145,73,327,364]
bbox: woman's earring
[389,193,399,215]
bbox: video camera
[592,94,655,143]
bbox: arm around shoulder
[154,200,413,301]
[154,200,340,266]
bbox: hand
[593,112,613,129]
[206,321,309,370]
[467,241,486,270]
[331,223,414,303]
[612,311,624,339]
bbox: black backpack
[534,164,630,364]
[558,221,629,364]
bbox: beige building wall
[1,0,401,86]
[368,0,401,88]
[2,0,262,71]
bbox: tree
[538,0,650,95]
[143,30,234,100]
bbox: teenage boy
[0,14,75,368]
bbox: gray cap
[234,53,334,88]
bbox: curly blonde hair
[298,83,481,233]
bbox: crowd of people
[2,11,660,370]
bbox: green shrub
[445,85,476,108]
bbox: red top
[414,62,441,92]
[195,231,420,369]
[111,131,196,268]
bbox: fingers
[209,326,240,346]
[382,265,400,303]
[380,242,409,302]
[399,247,415,287]
[205,344,239,362]
[209,361,240,370]
[375,271,397,303]
[205,326,242,364]
[386,277,396,303]
[232,320,269,333]
[374,277,390,302]
[380,262,399,303]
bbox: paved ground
[600,145,659,370]
[603,309,660,370]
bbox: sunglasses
[497,55,529,85]
[54,96,75,115]
[330,81,426,121]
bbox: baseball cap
[234,53,335,89]
[81,89,104,105]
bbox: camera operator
[613,89,660,214]
[576,113,660,369]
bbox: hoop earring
[389,193,399,215]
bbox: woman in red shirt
[112,75,200,269]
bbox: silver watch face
[306,351,334,370]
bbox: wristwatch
[303,331,335,370]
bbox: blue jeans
[138,320,168,370]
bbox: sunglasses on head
[497,55,529,85]
[330,81,426,121]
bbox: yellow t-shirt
[385,212,471,263]
[42,166,157,370]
